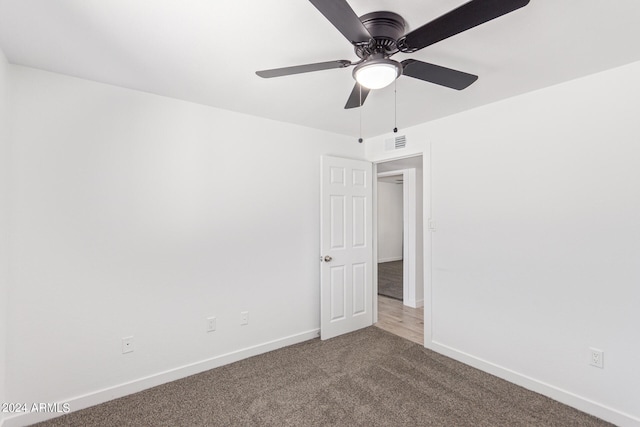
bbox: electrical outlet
[122,336,134,354]
[206,316,217,332]
[589,347,604,368]
[240,311,249,326]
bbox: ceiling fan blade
[309,0,372,44]
[401,59,478,90]
[398,0,529,52]
[256,60,351,78]
[344,83,370,109]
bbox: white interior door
[320,155,373,340]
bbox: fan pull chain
[393,79,398,133]
[358,84,363,143]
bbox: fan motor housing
[355,11,406,58]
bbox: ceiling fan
[256,0,530,109]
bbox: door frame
[372,154,427,341]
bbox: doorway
[377,173,404,301]
[374,156,424,345]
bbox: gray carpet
[34,327,611,427]
[378,260,403,300]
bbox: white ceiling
[1,1,639,139]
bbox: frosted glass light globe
[353,59,401,90]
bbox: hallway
[376,259,423,345]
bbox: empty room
[1,1,639,426]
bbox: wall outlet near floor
[240,311,249,326]
[206,316,217,332]
[589,347,604,368]
[122,336,134,354]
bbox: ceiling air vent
[385,135,407,150]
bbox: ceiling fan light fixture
[353,58,401,90]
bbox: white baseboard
[403,299,424,309]
[403,298,416,308]
[378,256,403,263]
[427,340,640,427]
[2,329,320,427]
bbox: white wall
[0,46,9,426]
[366,61,640,426]
[377,181,403,262]
[4,66,363,425]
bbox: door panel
[352,196,366,247]
[352,263,366,315]
[330,266,346,321]
[321,155,373,340]
[330,196,346,249]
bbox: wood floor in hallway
[375,295,424,346]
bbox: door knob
[323,255,332,262]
